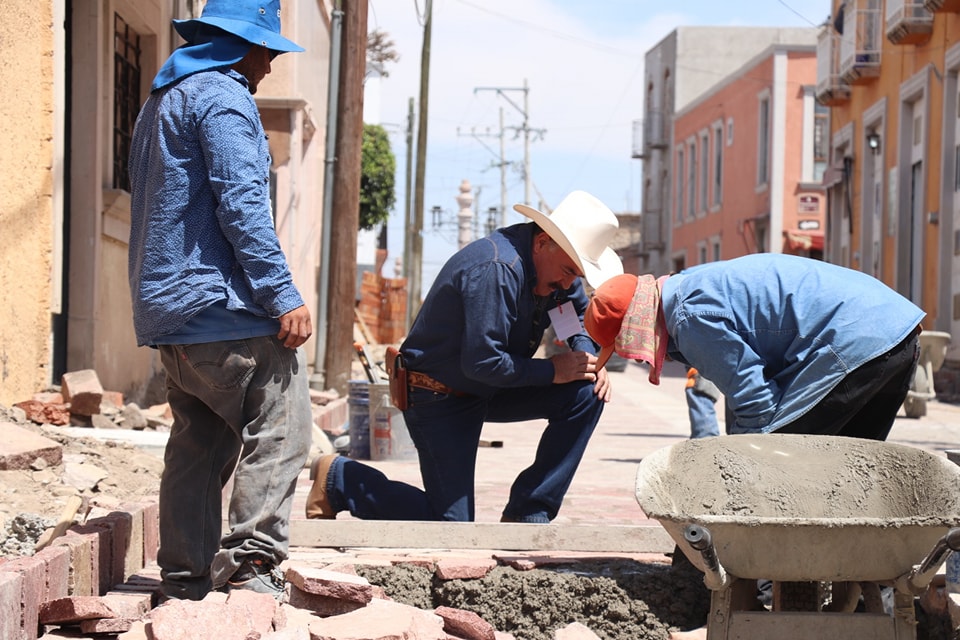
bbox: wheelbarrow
[903,330,951,418]
[636,434,960,639]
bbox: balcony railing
[816,27,851,105]
[922,0,960,13]
[886,0,933,44]
[643,110,668,150]
[839,2,881,84]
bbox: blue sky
[363,0,832,292]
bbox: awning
[785,230,824,252]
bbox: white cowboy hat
[514,190,623,288]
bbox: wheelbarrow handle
[896,527,960,595]
[684,523,731,590]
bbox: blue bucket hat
[173,0,304,53]
[152,0,302,91]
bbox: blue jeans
[156,337,312,600]
[326,380,604,522]
[686,387,720,439]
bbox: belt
[407,371,464,396]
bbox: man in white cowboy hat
[306,190,623,523]
[128,0,310,601]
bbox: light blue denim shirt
[128,69,304,346]
[660,254,925,433]
[401,222,597,398]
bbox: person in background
[585,254,924,440]
[127,0,310,601]
[685,367,721,439]
[307,191,623,523]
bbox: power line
[777,0,820,27]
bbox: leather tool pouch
[385,346,409,411]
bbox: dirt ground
[0,404,164,556]
[2,404,957,640]
[0,401,714,639]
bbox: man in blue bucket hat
[128,0,310,602]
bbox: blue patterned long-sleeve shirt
[128,68,304,346]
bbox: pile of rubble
[26,553,710,639]
[0,368,342,559]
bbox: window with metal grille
[113,13,141,192]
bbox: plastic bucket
[368,382,417,461]
[348,380,370,460]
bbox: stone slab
[0,422,62,470]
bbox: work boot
[224,556,286,600]
[306,454,339,519]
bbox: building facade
[670,43,826,271]
[636,26,820,276]
[816,0,960,370]
[0,0,334,407]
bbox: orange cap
[584,274,638,369]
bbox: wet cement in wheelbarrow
[354,436,960,639]
[647,434,960,522]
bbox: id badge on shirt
[547,301,581,342]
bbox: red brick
[435,605,496,640]
[61,369,104,416]
[77,511,132,590]
[141,501,159,565]
[148,598,262,640]
[38,595,118,624]
[118,503,146,580]
[286,585,366,617]
[13,400,71,425]
[0,571,24,640]
[0,422,63,470]
[35,543,71,601]
[66,526,108,595]
[2,555,46,639]
[285,566,373,604]
[101,390,125,410]
[307,598,446,639]
[80,616,136,634]
[55,531,96,596]
[224,589,277,634]
[101,592,152,618]
[435,557,498,580]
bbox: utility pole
[410,0,432,324]
[310,4,343,391]
[323,0,367,395]
[457,107,508,229]
[403,97,414,329]
[473,79,544,212]
[499,107,507,226]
